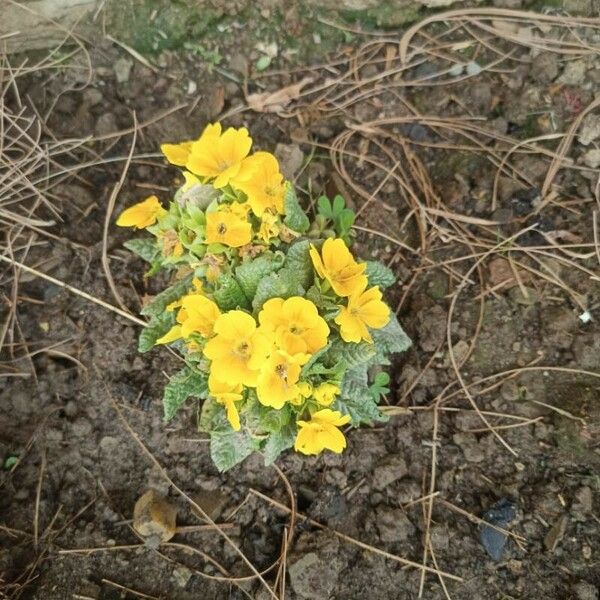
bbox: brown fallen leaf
[544,514,568,552]
[133,490,177,546]
[246,77,313,113]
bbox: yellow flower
[313,382,340,406]
[116,195,166,229]
[258,211,280,243]
[294,409,351,455]
[166,278,203,312]
[205,209,252,248]
[186,123,252,188]
[232,152,285,216]
[256,350,310,409]
[156,294,221,345]
[204,311,271,387]
[335,286,390,343]
[162,123,223,168]
[208,374,244,431]
[290,381,312,406]
[309,238,367,297]
[258,297,329,355]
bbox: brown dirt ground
[1,5,600,600]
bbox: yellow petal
[116,195,166,229]
[161,142,193,166]
[155,325,182,345]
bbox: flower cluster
[118,123,411,471]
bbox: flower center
[234,341,250,358]
[217,222,227,235]
[275,363,288,381]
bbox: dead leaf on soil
[544,514,568,552]
[246,77,314,113]
[133,489,178,546]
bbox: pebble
[531,53,559,83]
[583,149,600,169]
[83,88,103,107]
[94,112,118,137]
[274,143,304,180]
[288,552,339,600]
[557,59,587,85]
[574,582,599,600]
[376,507,415,543]
[480,498,517,560]
[578,114,600,146]
[113,57,133,84]
[372,456,408,491]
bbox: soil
[2,2,600,600]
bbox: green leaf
[337,365,389,425]
[213,273,250,311]
[365,261,396,289]
[199,397,227,432]
[163,367,208,422]
[3,455,18,470]
[285,240,313,290]
[124,238,159,263]
[283,184,309,234]
[326,336,376,369]
[256,55,271,71]
[263,425,296,465]
[300,342,331,377]
[210,430,259,472]
[235,253,284,300]
[141,274,194,317]
[252,268,305,312]
[372,314,412,355]
[337,209,355,234]
[317,196,333,218]
[332,195,345,216]
[138,312,175,353]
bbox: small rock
[94,113,118,137]
[71,418,92,437]
[275,143,304,180]
[114,57,133,84]
[133,490,177,547]
[509,286,539,306]
[583,149,600,169]
[83,88,103,107]
[372,456,408,490]
[557,59,587,85]
[579,114,600,146]
[171,565,192,588]
[288,552,339,600]
[531,53,559,83]
[63,400,77,418]
[572,486,593,520]
[574,582,599,600]
[453,433,485,462]
[56,93,78,114]
[480,498,517,560]
[376,507,415,543]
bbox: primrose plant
[117,122,411,471]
